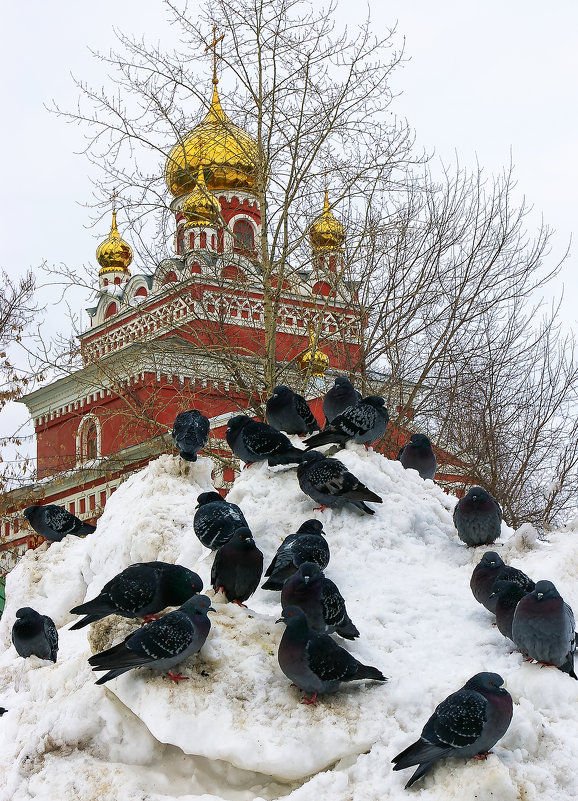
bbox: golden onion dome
[310,190,346,252]
[181,166,221,226]
[96,210,133,274]
[165,84,258,199]
[298,328,330,377]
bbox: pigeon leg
[473,752,492,760]
[141,614,162,624]
[242,462,254,469]
[301,692,318,706]
[313,505,327,512]
[166,671,188,683]
[233,599,248,608]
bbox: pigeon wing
[424,690,487,749]
[245,423,292,456]
[43,617,59,662]
[294,394,320,432]
[44,505,78,535]
[108,566,159,614]
[305,633,358,681]
[321,579,347,628]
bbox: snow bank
[1,448,578,801]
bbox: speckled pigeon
[171,409,210,462]
[89,594,214,684]
[193,491,248,550]
[276,605,386,704]
[490,579,530,641]
[23,504,96,542]
[304,396,388,450]
[12,607,58,663]
[392,672,513,788]
[453,487,502,546]
[226,415,305,467]
[70,562,203,629]
[211,527,264,605]
[397,434,437,480]
[512,580,577,679]
[470,551,534,613]
[323,377,361,424]
[297,450,382,515]
[262,519,330,591]
[281,562,359,639]
[266,385,320,435]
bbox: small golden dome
[166,84,258,199]
[181,166,221,226]
[298,328,330,377]
[96,210,133,274]
[310,190,346,252]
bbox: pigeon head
[164,566,203,603]
[334,377,353,388]
[409,433,431,448]
[363,396,386,408]
[226,415,252,435]
[229,527,256,549]
[196,491,224,507]
[271,385,292,399]
[297,519,324,535]
[533,580,561,600]
[464,486,490,504]
[276,605,309,627]
[299,450,324,465]
[181,594,215,615]
[22,506,38,522]
[464,672,508,694]
[490,579,526,602]
[479,551,504,570]
[15,607,37,619]
[296,561,323,584]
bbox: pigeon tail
[261,576,285,591]
[404,760,437,789]
[303,431,347,449]
[94,667,131,685]
[354,664,387,682]
[392,739,450,770]
[69,614,102,630]
[353,500,376,515]
[267,449,305,467]
[179,451,198,462]
[337,619,361,640]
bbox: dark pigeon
[453,487,502,547]
[323,377,361,424]
[262,519,330,591]
[281,562,359,639]
[304,396,388,450]
[69,562,203,629]
[470,551,535,614]
[490,579,530,641]
[12,607,58,663]
[211,527,264,605]
[266,385,320,435]
[0,708,6,716]
[193,491,248,550]
[397,434,437,480]
[276,605,386,704]
[511,580,577,679]
[226,415,305,467]
[89,594,214,684]
[23,504,96,542]
[392,672,513,788]
[171,409,210,462]
[297,450,382,515]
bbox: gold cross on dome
[110,188,118,213]
[205,25,225,85]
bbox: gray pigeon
[490,579,530,641]
[453,487,502,546]
[23,504,96,542]
[89,594,214,684]
[0,708,6,716]
[297,450,382,515]
[211,527,264,605]
[193,491,248,550]
[226,415,305,467]
[392,672,513,788]
[262,519,330,591]
[511,580,577,679]
[281,562,359,639]
[303,396,388,450]
[12,607,58,662]
[397,434,437,480]
[323,377,361,424]
[470,551,534,613]
[171,409,210,462]
[276,605,386,704]
[266,385,320,435]
[69,562,203,629]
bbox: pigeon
[297,450,382,515]
[397,434,437,480]
[490,579,530,641]
[171,409,210,462]
[193,491,248,550]
[23,504,96,542]
[511,580,577,679]
[470,551,535,613]
[266,385,320,435]
[69,562,203,629]
[262,519,330,591]
[0,708,6,716]
[12,607,58,662]
[276,605,386,704]
[453,487,502,546]
[281,562,359,639]
[211,527,264,605]
[89,594,214,684]
[392,672,513,788]
[303,396,388,450]
[226,415,305,467]
[323,376,361,424]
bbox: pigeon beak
[275,617,284,624]
[208,605,216,613]
[536,593,544,600]
[303,576,310,584]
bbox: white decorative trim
[75,413,102,467]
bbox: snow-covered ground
[1,447,577,801]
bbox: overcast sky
[1,0,577,445]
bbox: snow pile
[1,448,578,801]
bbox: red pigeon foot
[233,599,248,608]
[313,505,327,512]
[301,692,318,706]
[142,614,162,624]
[473,752,492,760]
[167,671,188,683]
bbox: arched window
[105,302,118,318]
[162,271,178,285]
[135,286,147,297]
[232,219,254,252]
[312,280,332,297]
[76,415,101,465]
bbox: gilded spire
[96,202,133,275]
[205,25,225,86]
[310,190,346,253]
